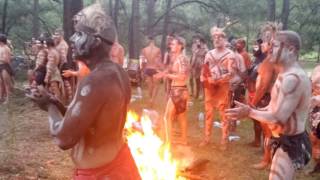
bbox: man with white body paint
[27,3,140,179]
[226,30,311,180]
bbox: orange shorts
[74,144,141,180]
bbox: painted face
[212,34,225,49]
[69,31,96,60]
[270,39,285,63]
[53,34,61,45]
[236,42,244,51]
[170,39,183,54]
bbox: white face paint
[71,101,82,117]
[80,85,91,97]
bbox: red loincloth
[74,144,141,180]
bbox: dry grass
[0,81,319,179]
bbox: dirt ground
[0,82,320,180]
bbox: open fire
[125,111,182,180]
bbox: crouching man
[226,31,311,180]
[27,3,141,179]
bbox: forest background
[0,0,319,61]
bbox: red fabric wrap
[74,144,141,180]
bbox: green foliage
[0,0,319,59]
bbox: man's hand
[311,95,320,109]
[218,73,232,83]
[44,78,49,84]
[62,70,77,78]
[200,75,207,82]
[225,101,251,120]
[154,71,166,80]
[25,86,55,111]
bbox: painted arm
[226,74,302,125]
[34,74,110,150]
[251,62,274,106]
[45,52,56,83]
[119,46,125,66]
[166,56,189,81]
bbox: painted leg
[189,76,194,97]
[199,93,214,147]
[269,148,295,180]
[164,98,175,144]
[195,77,201,99]
[49,81,62,102]
[2,70,13,103]
[177,111,188,145]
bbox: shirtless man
[32,40,48,87]
[53,29,72,103]
[163,34,175,96]
[110,38,125,66]
[247,39,265,147]
[140,36,162,105]
[251,23,279,170]
[27,4,140,179]
[190,35,208,99]
[226,31,312,180]
[308,65,320,174]
[229,39,247,135]
[159,36,190,145]
[53,29,69,68]
[45,37,63,102]
[199,27,236,150]
[0,34,13,103]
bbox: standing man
[160,36,190,145]
[236,38,251,71]
[199,27,235,150]
[45,37,63,102]
[226,31,312,180]
[0,34,13,104]
[246,39,266,147]
[53,28,69,69]
[308,65,320,174]
[53,29,72,103]
[190,35,208,99]
[110,38,125,66]
[140,36,162,106]
[250,23,279,170]
[27,3,140,179]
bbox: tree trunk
[1,0,8,33]
[109,0,113,17]
[160,0,172,55]
[146,0,156,36]
[317,41,320,63]
[63,0,83,42]
[63,0,83,64]
[32,0,40,38]
[267,0,276,21]
[128,0,140,59]
[281,0,290,30]
[113,0,120,29]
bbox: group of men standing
[17,2,320,180]
[0,34,14,104]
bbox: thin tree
[281,0,290,30]
[63,0,83,41]
[32,0,40,38]
[128,0,140,59]
[160,0,172,54]
[267,0,276,21]
[145,0,156,36]
[1,0,8,33]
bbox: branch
[151,0,221,28]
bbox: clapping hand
[225,101,251,120]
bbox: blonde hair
[210,26,226,37]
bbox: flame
[125,111,182,180]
